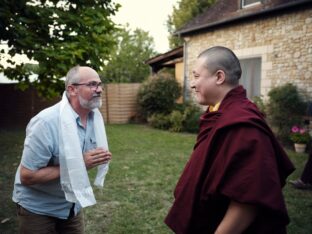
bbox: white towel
[59,92,109,208]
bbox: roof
[176,0,312,36]
[145,46,183,73]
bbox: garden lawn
[0,124,311,234]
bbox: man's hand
[84,147,112,170]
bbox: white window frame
[242,0,261,8]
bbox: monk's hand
[83,148,112,170]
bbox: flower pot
[294,143,307,153]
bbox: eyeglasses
[72,81,103,90]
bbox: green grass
[0,124,311,234]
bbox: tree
[167,0,215,48]
[0,0,120,98]
[100,26,156,83]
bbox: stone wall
[184,7,312,99]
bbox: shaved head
[198,46,242,86]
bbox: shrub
[267,83,307,143]
[147,102,204,133]
[169,110,184,132]
[148,113,171,130]
[148,111,184,132]
[137,73,181,119]
[182,102,203,133]
[252,95,266,115]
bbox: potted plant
[290,125,311,153]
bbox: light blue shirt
[12,102,97,219]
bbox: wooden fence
[0,84,60,128]
[100,83,141,124]
[0,83,141,128]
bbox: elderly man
[13,65,112,234]
[165,46,295,234]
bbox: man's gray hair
[198,46,242,85]
[65,65,81,88]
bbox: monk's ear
[215,70,226,85]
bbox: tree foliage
[167,0,215,48]
[0,0,119,98]
[101,26,156,83]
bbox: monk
[165,46,295,234]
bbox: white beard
[78,95,102,110]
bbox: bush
[267,83,307,143]
[169,110,184,132]
[182,103,203,133]
[148,111,184,132]
[137,73,181,119]
[252,95,266,115]
[148,113,171,130]
[147,102,204,133]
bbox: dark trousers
[17,204,84,234]
[301,149,312,184]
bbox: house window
[242,0,261,8]
[239,58,261,99]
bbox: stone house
[149,0,312,101]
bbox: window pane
[239,58,261,99]
[242,0,261,7]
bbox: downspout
[183,37,190,101]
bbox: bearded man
[13,65,112,234]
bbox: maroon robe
[165,86,295,234]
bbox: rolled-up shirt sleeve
[21,117,54,171]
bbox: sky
[0,0,179,82]
[111,0,179,53]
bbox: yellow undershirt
[209,102,221,112]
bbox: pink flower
[291,126,299,133]
[290,125,311,144]
[300,128,306,134]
